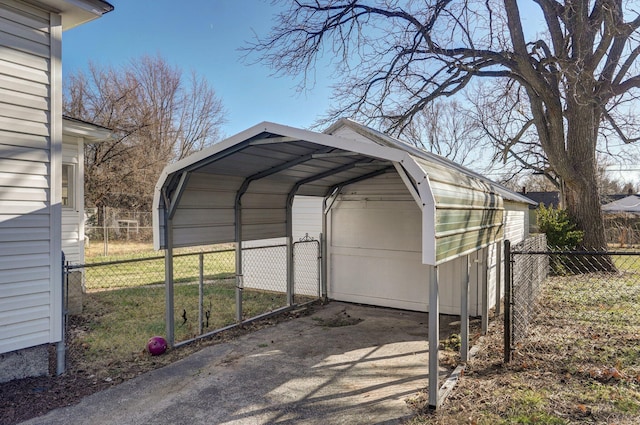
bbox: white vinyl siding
[0,0,60,354]
[61,137,84,264]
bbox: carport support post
[286,197,294,306]
[481,248,489,334]
[164,216,175,347]
[198,253,204,335]
[504,240,512,363]
[428,265,440,409]
[321,192,339,300]
[495,241,502,317]
[461,256,470,363]
[235,203,243,323]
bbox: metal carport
[153,120,505,408]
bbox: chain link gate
[174,237,321,346]
[63,238,322,349]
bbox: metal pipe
[286,196,294,306]
[198,252,204,335]
[163,189,175,347]
[164,216,175,347]
[428,265,439,409]
[460,256,469,363]
[235,194,243,323]
[503,240,512,363]
[320,190,340,300]
[495,240,502,316]
[56,253,66,376]
[481,248,489,334]
[317,234,323,298]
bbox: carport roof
[154,120,528,265]
[324,119,535,206]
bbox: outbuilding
[153,119,533,407]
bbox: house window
[62,164,75,209]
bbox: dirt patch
[0,307,313,425]
[312,307,363,327]
[405,317,640,424]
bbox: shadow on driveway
[20,302,455,425]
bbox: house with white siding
[62,116,111,265]
[0,0,113,383]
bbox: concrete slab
[20,302,451,425]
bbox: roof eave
[62,116,113,142]
[34,0,114,30]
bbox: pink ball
[147,336,167,356]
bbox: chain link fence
[505,238,640,383]
[605,216,640,247]
[508,234,548,347]
[64,239,321,347]
[85,207,153,256]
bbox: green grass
[83,250,236,290]
[613,252,640,273]
[78,281,296,364]
[407,263,640,424]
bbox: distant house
[520,191,561,232]
[601,189,637,206]
[0,0,113,383]
[602,195,640,214]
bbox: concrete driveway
[20,302,452,425]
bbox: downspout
[56,252,66,375]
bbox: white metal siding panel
[0,1,57,354]
[504,201,528,245]
[163,172,243,248]
[413,158,504,265]
[328,174,473,314]
[292,196,322,240]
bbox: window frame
[61,163,75,210]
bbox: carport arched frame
[154,121,506,408]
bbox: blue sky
[62,0,333,138]
[62,0,640,185]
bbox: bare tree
[398,99,485,166]
[249,0,640,251]
[64,55,226,210]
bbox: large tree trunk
[563,167,607,251]
[564,158,607,250]
[560,105,615,271]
